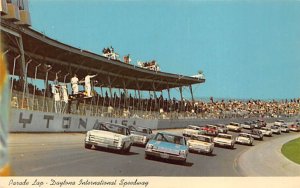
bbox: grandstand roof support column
[100,86,105,116]
[167,88,171,113]
[42,66,52,112]
[1,49,9,60]
[118,88,121,116]
[167,87,171,101]
[10,54,20,94]
[189,84,195,108]
[32,63,41,110]
[179,86,183,112]
[15,35,28,97]
[21,59,32,109]
[122,79,128,109]
[63,73,70,83]
[107,75,113,107]
[152,83,158,112]
[136,80,141,111]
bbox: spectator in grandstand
[71,74,79,94]
[123,54,131,64]
[85,73,97,97]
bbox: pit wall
[9,109,298,132]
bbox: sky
[28,0,300,100]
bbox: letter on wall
[19,112,33,128]
[62,117,71,129]
[44,115,54,128]
[78,118,87,129]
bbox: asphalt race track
[8,128,300,176]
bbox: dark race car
[249,129,264,141]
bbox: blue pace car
[145,132,188,164]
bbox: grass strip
[281,137,300,165]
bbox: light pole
[32,63,41,110]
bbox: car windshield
[93,123,127,135]
[136,127,148,134]
[271,126,278,129]
[218,134,232,139]
[191,135,211,143]
[188,125,200,130]
[208,125,217,129]
[240,134,250,138]
[230,123,239,126]
[154,133,185,145]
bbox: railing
[10,90,300,120]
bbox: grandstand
[0,0,205,119]
[3,1,298,122]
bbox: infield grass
[281,137,300,165]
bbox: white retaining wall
[9,109,158,132]
[9,109,298,132]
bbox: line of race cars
[84,119,300,165]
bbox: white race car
[85,122,133,153]
[274,120,285,127]
[129,126,154,146]
[226,122,242,132]
[182,125,205,137]
[290,123,300,132]
[215,124,228,133]
[260,127,273,137]
[278,124,290,133]
[240,121,254,129]
[187,134,214,155]
[213,133,235,149]
[235,133,254,146]
[271,126,281,134]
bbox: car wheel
[125,144,131,153]
[94,146,102,150]
[180,159,187,165]
[85,143,92,149]
[145,153,150,159]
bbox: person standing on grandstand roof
[85,73,97,97]
[71,74,79,94]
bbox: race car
[201,124,219,136]
[213,133,235,149]
[270,125,281,135]
[85,122,133,153]
[241,121,255,129]
[249,129,264,140]
[290,123,300,132]
[182,125,205,137]
[260,127,273,137]
[226,122,242,132]
[235,133,254,146]
[278,124,290,133]
[257,119,267,127]
[145,132,188,164]
[187,134,214,155]
[128,126,154,146]
[215,124,228,133]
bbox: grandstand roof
[1,20,205,91]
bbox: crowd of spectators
[10,78,300,119]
